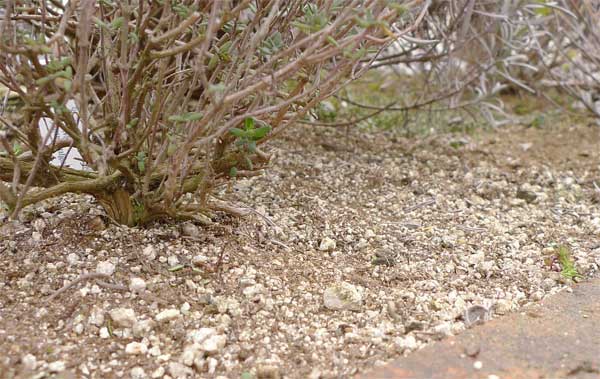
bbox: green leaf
[208,54,219,70]
[110,17,124,30]
[62,79,72,91]
[534,0,552,16]
[12,142,22,155]
[249,125,271,140]
[219,41,232,56]
[136,151,146,173]
[326,36,339,47]
[94,18,109,29]
[129,31,140,43]
[247,140,256,154]
[244,117,255,130]
[386,1,407,14]
[556,246,582,279]
[172,3,190,18]
[62,66,73,79]
[208,83,226,94]
[229,167,238,177]
[291,21,312,33]
[229,128,246,138]
[241,372,253,379]
[126,118,139,129]
[46,57,71,73]
[245,155,254,169]
[36,76,52,86]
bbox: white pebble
[109,308,137,328]
[319,237,336,251]
[129,277,147,293]
[167,255,180,266]
[73,323,84,335]
[125,342,148,355]
[66,253,79,265]
[207,357,218,374]
[151,367,165,378]
[142,245,157,260]
[21,354,37,370]
[99,327,110,338]
[130,367,146,379]
[155,308,181,322]
[180,302,191,315]
[474,361,483,370]
[48,361,66,372]
[96,261,115,276]
[133,319,156,338]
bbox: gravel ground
[1,123,599,379]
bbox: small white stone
[188,328,216,343]
[155,308,181,322]
[180,302,191,315]
[200,334,227,353]
[365,229,376,239]
[99,327,110,338]
[130,366,146,379]
[109,307,137,328]
[181,223,199,237]
[394,335,418,351]
[96,260,115,276]
[207,357,218,374]
[432,322,452,337]
[21,354,37,370]
[48,361,66,372]
[129,277,147,293]
[66,253,79,265]
[319,237,336,251]
[125,341,148,355]
[180,346,198,366]
[88,307,104,326]
[149,346,162,357]
[132,319,156,338]
[142,245,157,260]
[474,361,483,370]
[191,255,209,265]
[242,284,264,297]
[323,282,363,311]
[73,323,84,335]
[151,366,165,378]
[167,255,180,267]
[468,251,485,266]
[31,231,42,241]
[168,361,193,378]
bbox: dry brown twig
[45,273,127,303]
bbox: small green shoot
[556,245,582,280]
[229,117,271,155]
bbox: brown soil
[1,123,599,379]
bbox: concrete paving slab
[360,279,600,379]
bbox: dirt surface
[1,123,600,379]
[361,278,600,379]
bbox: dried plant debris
[1,124,599,378]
